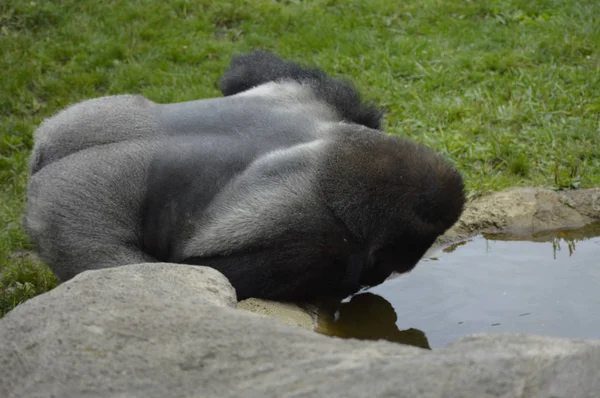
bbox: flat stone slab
[238,297,318,330]
[1,263,599,398]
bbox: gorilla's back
[26,86,340,277]
[144,90,338,262]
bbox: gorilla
[25,51,465,301]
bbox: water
[317,222,600,349]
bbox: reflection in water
[486,221,600,242]
[315,222,600,349]
[316,293,431,349]
[484,221,600,259]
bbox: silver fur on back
[26,82,341,280]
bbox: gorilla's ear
[181,140,326,259]
[219,51,383,130]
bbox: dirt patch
[237,298,319,330]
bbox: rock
[1,263,600,398]
[440,187,600,244]
[558,188,600,220]
[238,298,318,330]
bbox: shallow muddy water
[317,222,600,349]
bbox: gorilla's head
[317,125,465,287]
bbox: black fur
[220,51,384,130]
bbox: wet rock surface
[440,187,600,244]
[1,263,600,398]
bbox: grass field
[1,0,599,316]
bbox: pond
[317,222,600,349]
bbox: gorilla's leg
[30,95,160,175]
[25,142,156,280]
[220,50,383,130]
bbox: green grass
[1,0,599,316]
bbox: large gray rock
[1,263,599,398]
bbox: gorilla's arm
[219,51,383,130]
[148,137,368,301]
[182,234,364,301]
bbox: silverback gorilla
[25,51,465,301]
